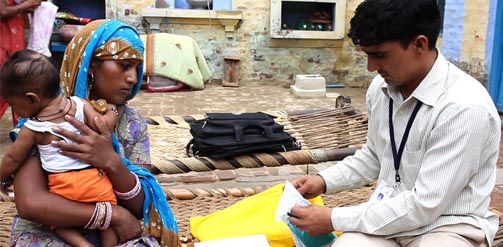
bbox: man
[289,0,501,246]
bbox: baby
[0,49,119,247]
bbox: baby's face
[3,95,38,118]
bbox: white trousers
[332,223,487,247]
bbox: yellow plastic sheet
[190,183,324,247]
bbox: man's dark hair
[0,49,60,99]
[348,0,441,49]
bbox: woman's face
[89,59,142,105]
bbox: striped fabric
[319,52,501,246]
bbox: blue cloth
[112,135,179,232]
[286,218,335,247]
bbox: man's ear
[413,35,429,52]
[25,92,40,105]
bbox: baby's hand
[106,103,119,117]
[90,99,108,114]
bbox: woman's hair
[348,0,441,49]
[0,49,60,99]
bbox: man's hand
[290,175,327,199]
[289,204,334,236]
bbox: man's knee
[332,232,400,247]
[395,224,487,247]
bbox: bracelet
[100,202,112,230]
[107,107,119,116]
[84,202,112,230]
[83,206,96,229]
[114,172,141,200]
[84,202,102,229]
[0,177,13,187]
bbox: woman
[7,19,179,246]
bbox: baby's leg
[100,228,119,247]
[54,227,94,247]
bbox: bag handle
[186,139,194,157]
[234,123,274,141]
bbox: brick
[215,170,238,181]
[176,173,219,183]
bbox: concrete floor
[1,81,503,211]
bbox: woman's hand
[19,0,41,13]
[51,115,120,171]
[290,175,327,199]
[110,205,143,243]
[52,115,145,218]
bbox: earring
[89,73,95,90]
[87,73,95,97]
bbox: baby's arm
[0,127,37,181]
[83,99,117,133]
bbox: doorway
[489,0,503,112]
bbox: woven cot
[1,106,503,246]
[2,188,503,246]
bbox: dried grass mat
[0,201,15,245]
[147,107,368,175]
[2,186,503,247]
[0,185,373,246]
[146,106,368,161]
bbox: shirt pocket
[400,148,425,188]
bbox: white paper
[27,2,58,57]
[194,234,270,247]
[275,180,311,222]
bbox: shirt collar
[381,51,450,107]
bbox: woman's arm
[13,154,143,242]
[0,0,41,18]
[51,114,145,217]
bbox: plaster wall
[106,0,492,87]
[460,0,491,85]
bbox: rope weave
[155,149,328,174]
[149,107,367,174]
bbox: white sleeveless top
[24,96,90,173]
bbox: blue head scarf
[59,19,144,99]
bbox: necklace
[31,97,72,122]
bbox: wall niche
[270,0,346,40]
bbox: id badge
[368,180,396,202]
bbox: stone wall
[106,0,493,88]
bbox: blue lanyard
[389,98,423,184]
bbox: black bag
[186,112,300,158]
